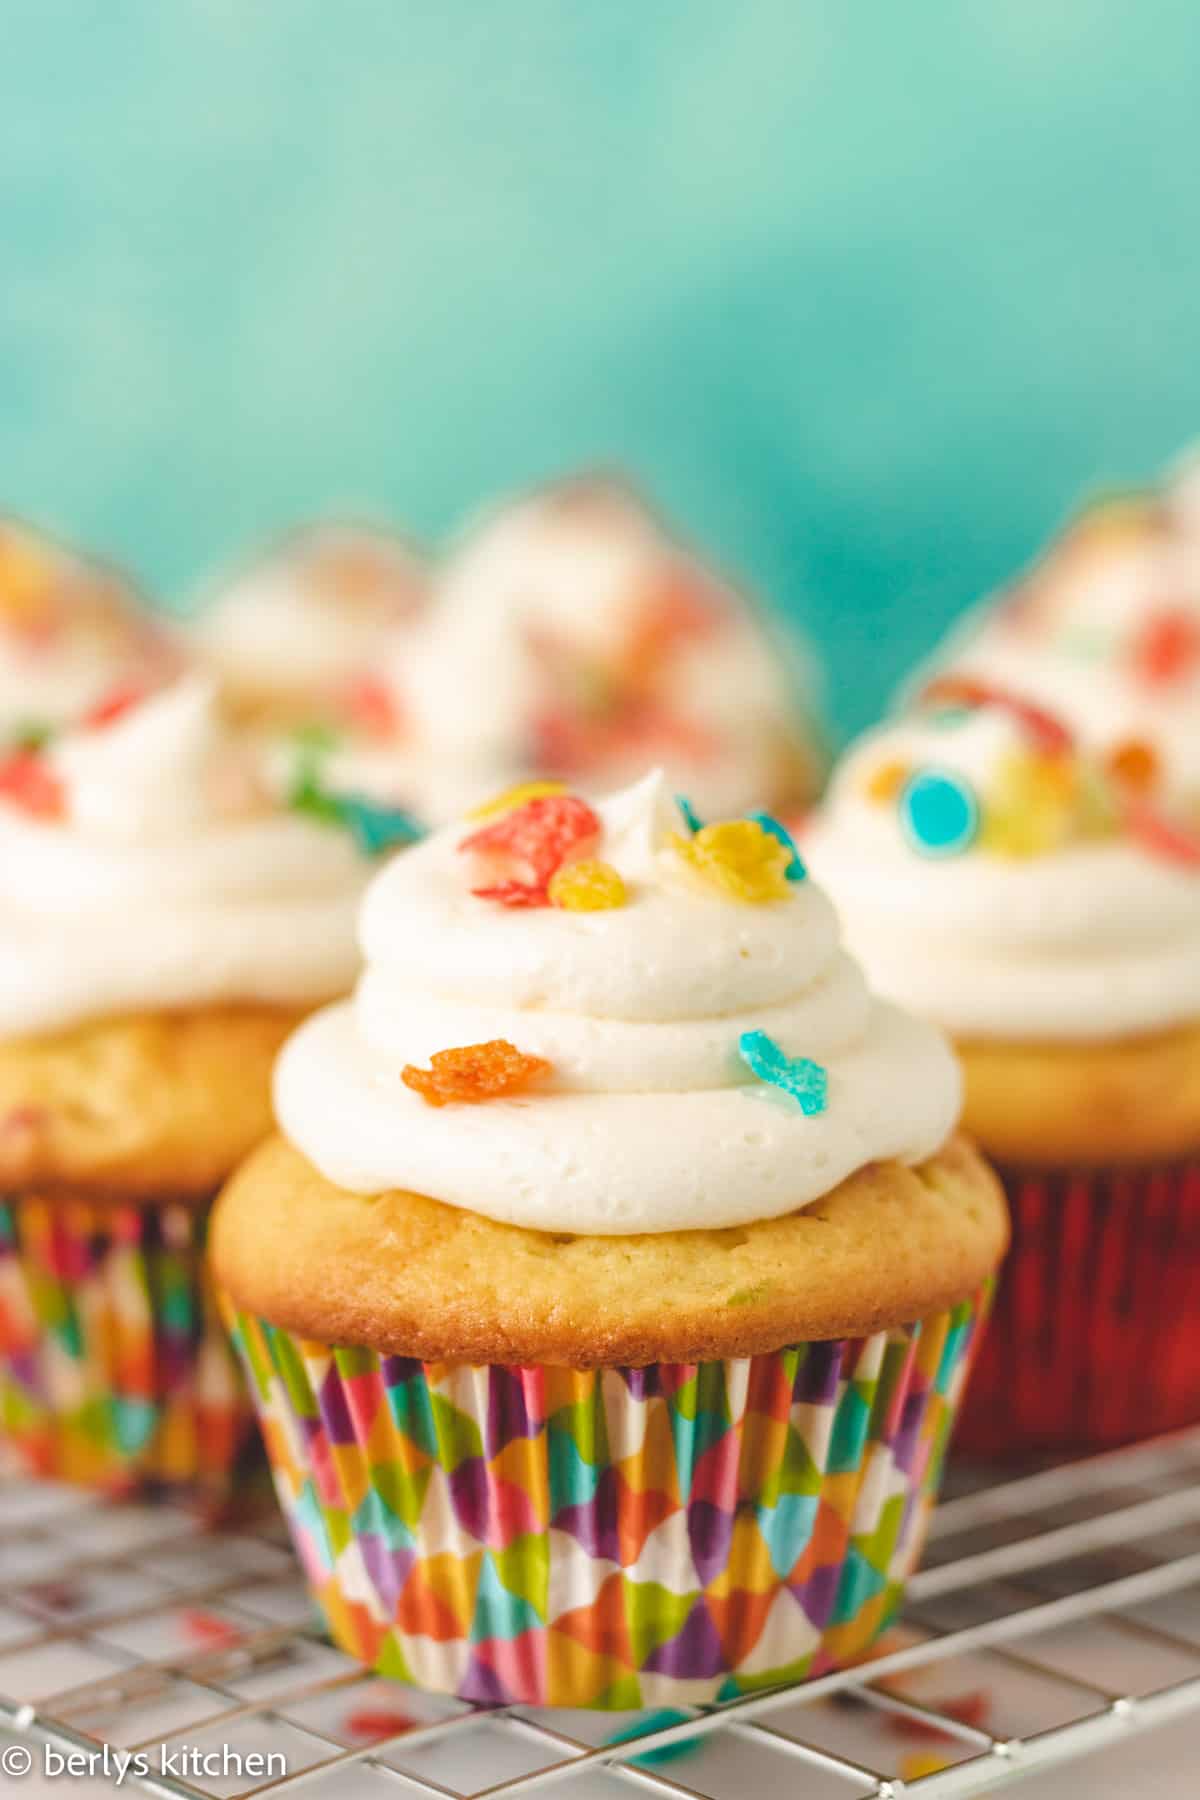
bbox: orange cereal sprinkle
[1106,737,1160,793]
[401,1040,552,1107]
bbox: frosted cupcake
[188,522,427,730]
[0,676,378,1501]
[0,516,178,744]
[920,482,1200,812]
[805,693,1200,1453]
[213,771,1005,1707]
[321,475,825,826]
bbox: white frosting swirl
[923,491,1200,805]
[383,478,823,822]
[0,519,176,736]
[805,708,1200,1042]
[0,678,368,1035]
[189,523,427,698]
[275,771,961,1234]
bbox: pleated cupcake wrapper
[225,1288,990,1708]
[0,1192,259,1508]
[957,1157,1200,1458]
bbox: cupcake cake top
[0,676,373,1036]
[0,518,178,743]
[366,475,824,823]
[274,769,961,1234]
[189,522,427,719]
[924,482,1200,809]
[805,690,1200,1042]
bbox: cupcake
[213,771,1005,1707]
[805,693,1200,1454]
[0,676,378,1502]
[311,474,825,827]
[0,516,179,743]
[919,481,1200,813]
[188,522,427,730]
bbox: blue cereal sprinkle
[335,793,426,856]
[899,768,979,857]
[675,793,703,834]
[738,1030,828,1115]
[606,1710,697,1768]
[748,810,807,881]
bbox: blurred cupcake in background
[187,521,428,731]
[399,475,827,819]
[806,690,1200,1454]
[918,472,1200,815]
[0,674,380,1505]
[0,516,179,744]
[298,474,828,828]
[214,769,1003,1707]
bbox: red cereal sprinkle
[921,675,1074,755]
[888,1689,990,1742]
[1131,607,1200,687]
[344,1708,417,1741]
[82,681,146,729]
[623,562,722,674]
[181,1609,241,1646]
[459,793,599,907]
[343,672,403,739]
[1125,797,1200,867]
[0,751,65,820]
[402,1040,552,1107]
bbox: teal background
[3,2,1199,732]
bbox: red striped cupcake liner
[955,1156,1200,1457]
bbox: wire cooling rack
[1,1431,1199,1799]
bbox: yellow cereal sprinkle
[671,819,792,903]
[548,858,628,911]
[978,748,1081,858]
[466,780,567,822]
[900,1750,952,1781]
[864,758,910,803]
[0,532,55,627]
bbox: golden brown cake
[215,1132,1005,1367]
[957,1021,1200,1166]
[0,1006,306,1202]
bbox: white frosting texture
[924,484,1200,805]
[190,523,426,696]
[0,679,368,1035]
[383,478,823,822]
[0,519,176,736]
[805,707,1200,1042]
[275,771,961,1234]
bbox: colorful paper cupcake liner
[0,1191,260,1508]
[225,1289,990,1708]
[956,1157,1200,1457]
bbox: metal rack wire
[1,1430,1199,1798]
